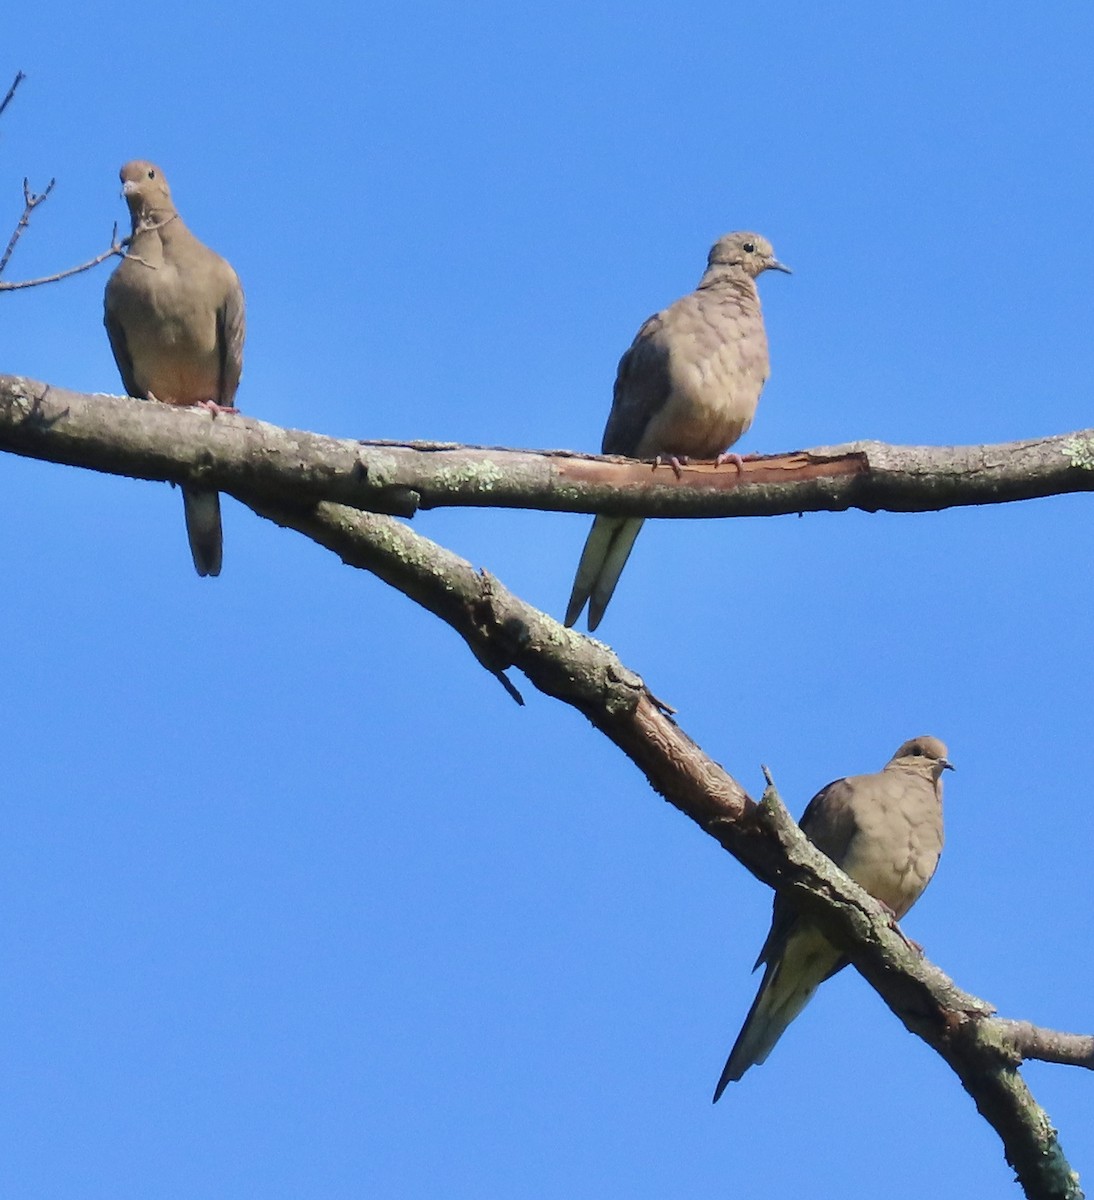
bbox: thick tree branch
[2,375,1094,522]
[1,369,1089,1196]
[250,494,1082,1199]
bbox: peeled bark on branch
[2,374,1094,522]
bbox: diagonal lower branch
[251,493,1081,1200]
[2,374,1094,521]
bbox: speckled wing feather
[601,313,674,456]
[563,316,674,629]
[216,276,246,405]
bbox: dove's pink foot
[894,927,925,955]
[877,900,924,955]
[653,454,689,479]
[197,400,239,417]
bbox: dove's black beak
[767,257,792,274]
[940,759,955,772]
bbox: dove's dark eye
[147,169,156,179]
[742,242,755,253]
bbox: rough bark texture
[4,374,1094,522]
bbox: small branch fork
[0,175,56,277]
[997,1021,1094,1070]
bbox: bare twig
[0,72,46,278]
[0,224,126,290]
[0,70,26,122]
[0,176,56,277]
[0,72,57,280]
[0,69,123,287]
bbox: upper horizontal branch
[2,374,1093,520]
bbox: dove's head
[118,160,176,220]
[707,232,791,278]
[889,735,954,779]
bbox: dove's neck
[126,209,183,263]
[696,267,759,303]
[128,204,179,239]
[887,760,946,790]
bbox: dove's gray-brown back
[104,159,245,578]
[564,232,789,631]
[712,735,952,1099]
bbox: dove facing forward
[563,232,789,631]
[104,160,246,577]
[712,736,952,1100]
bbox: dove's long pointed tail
[712,927,843,1100]
[564,516,644,630]
[182,486,223,578]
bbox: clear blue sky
[4,4,1092,1197]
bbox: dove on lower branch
[712,736,953,1100]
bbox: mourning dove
[563,232,789,630]
[712,736,952,1100]
[104,160,246,577]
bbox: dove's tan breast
[842,772,944,918]
[633,288,770,460]
[635,333,768,458]
[111,259,226,404]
